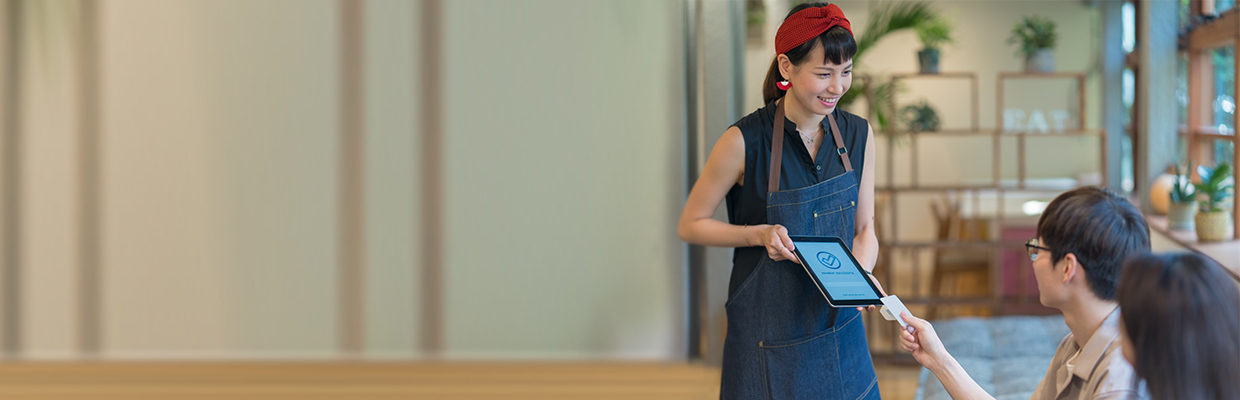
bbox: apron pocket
[758,311,879,400]
[759,327,841,400]
[814,203,856,238]
[725,256,774,309]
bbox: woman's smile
[818,95,839,108]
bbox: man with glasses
[898,186,1150,400]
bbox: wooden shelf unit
[866,71,1106,363]
[1183,7,1240,237]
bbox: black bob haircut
[1036,186,1150,300]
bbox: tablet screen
[791,237,882,305]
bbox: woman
[677,3,883,398]
[1116,252,1240,400]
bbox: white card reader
[879,295,910,328]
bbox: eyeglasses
[1025,238,1051,262]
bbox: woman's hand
[759,224,799,264]
[855,273,888,312]
[899,311,948,371]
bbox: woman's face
[782,46,852,116]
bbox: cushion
[914,315,1069,400]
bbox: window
[1219,0,1236,14]
[1216,139,1236,163]
[1179,53,1190,127]
[1121,1,1139,194]
[1180,0,1192,31]
[1123,68,1135,124]
[1213,46,1236,133]
[1124,2,1136,53]
[1181,3,1240,236]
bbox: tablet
[789,236,885,307]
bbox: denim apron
[719,100,880,400]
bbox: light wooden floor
[0,362,922,399]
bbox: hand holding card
[879,295,910,328]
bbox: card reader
[879,295,910,328]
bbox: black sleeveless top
[724,100,869,296]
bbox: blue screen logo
[816,251,841,269]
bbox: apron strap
[768,102,786,194]
[768,100,853,195]
[827,113,854,173]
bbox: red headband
[774,5,853,55]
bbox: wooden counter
[1146,215,1240,280]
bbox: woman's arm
[852,124,887,306]
[900,312,995,400]
[852,124,879,273]
[678,127,798,263]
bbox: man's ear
[777,54,793,81]
[1059,253,1079,285]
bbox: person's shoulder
[1089,343,1142,397]
[1031,333,1078,400]
[732,101,777,142]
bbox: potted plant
[1193,163,1234,242]
[915,15,952,74]
[901,101,940,132]
[838,0,937,131]
[1168,163,1197,230]
[1008,15,1057,73]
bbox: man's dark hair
[1036,186,1150,300]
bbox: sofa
[914,315,1070,400]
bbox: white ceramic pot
[1024,48,1054,73]
[1168,201,1197,230]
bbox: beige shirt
[1030,308,1145,400]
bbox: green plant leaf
[1209,163,1231,187]
[1194,163,1233,212]
[1008,15,1056,56]
[837,1,936,133]
[901,101,940,132]
[856,1,938,61]
[1216,184,1233,200]
[915,15,953,50]
[1198,165,1214,184]
[1171,163,1196,203]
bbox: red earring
[776,80,791,90]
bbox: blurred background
[2,0,687,361]
[0,0,1233,398]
